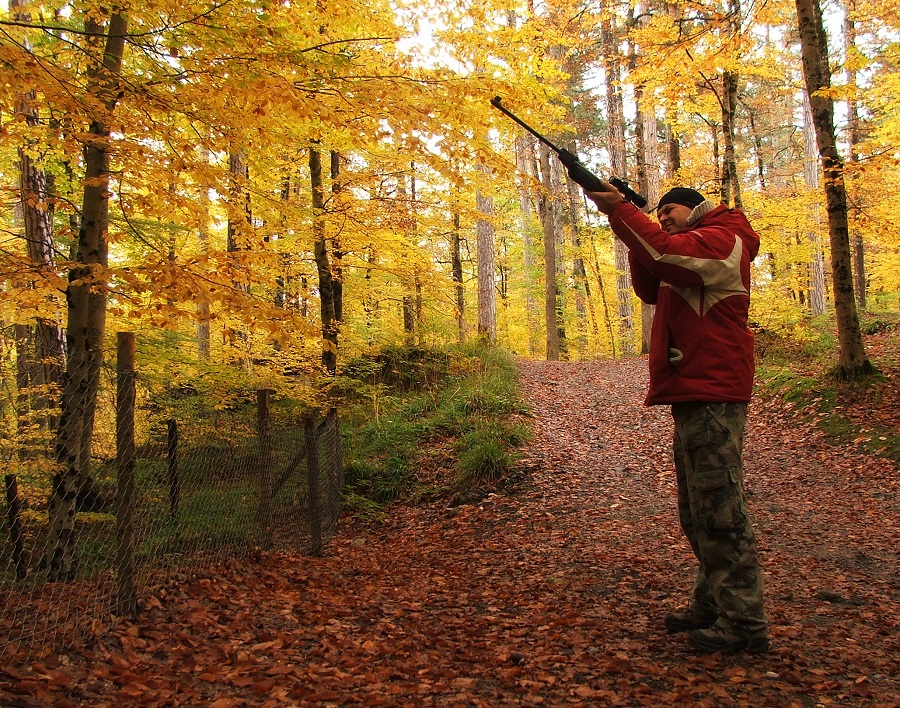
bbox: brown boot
[689,625,770,653]
[663,610,717,634]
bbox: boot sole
[664,616,716,634]
[689,634,770,654]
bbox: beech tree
[46,9,127,582]
[794,0,874,378]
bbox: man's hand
[585,180,625,215]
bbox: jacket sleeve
[628,252,659,304]
[608,201,737,289]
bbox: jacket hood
[693,202,760,260]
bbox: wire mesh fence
[1,332,344,665]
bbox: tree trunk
[476,166,497,344]
[665,123,681,179]
[47,11,127,581]
[397,172,417,345]
[451,213,465,343]
[843,7,866,311]
[603,15,634,356]
[226,148,252,368]
[564,162,589,354]
[802,94,827,316]
[310,146,338,374]
[330,150,345,324]
[721,70,742,209]
[634,75,661,356]
[538,144,560,360]
[197,150,211,360]
[13,0,64,434]
[517,134,541,356]
[794,0,872,377]
[588,233,617,358]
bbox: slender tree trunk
[665,122,681,179]
[197,151,211,360]
[795,0,872,377]
[409,168,424,344]
[745,106,767,190]
[603,16,634,356]
[721,70,742,209]
[364,247,377,340]
[226,148,253,368]
[802,94,827,316]
[843,7,866,311]
[330,150,345,324]
[310,146,338,374]
[564,165,589,354]
[451,213,465,343]
[634,77,661,355]
[47,11,127,581]
[476,166,497,344]
[588,233,617,358]
[517,134,541,356]
[538,144,560,360]
[395,175,415,344]
[12,0,64,435]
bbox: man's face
[657,203,693,234]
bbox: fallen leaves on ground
[2,357,898,706]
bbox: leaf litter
[1,356,898,706]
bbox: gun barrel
[490,96,647,208]
[490,97,563,154]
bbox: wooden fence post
[5,474,28,579]
[257,389,274,546]
[116,332,138,617]
[167,418,179,518]
[304,415,323,556]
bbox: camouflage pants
[672,402,768,637]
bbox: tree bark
[310,146,338,374]
[517,134,541,356]
[47,11,127,581]
[721,70,742,209]
[476,166,497,344]
[802,94,827,316]
[634,76,661,356]
[602,15,634,356]
[538,144,560,360]
[12,0,64,436]
[794,0,872,377]
[451,212,465,343]
[330,150,345,324]
[197,150,211,360]
[843,7,866,311]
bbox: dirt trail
[2,358,899,706]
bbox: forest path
[3,357,899,706]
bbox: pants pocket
[691,466,744,533]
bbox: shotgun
[490,96,647,209]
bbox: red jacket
[608,200,760,405]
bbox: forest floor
[2,354,899,707]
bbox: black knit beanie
[656,187,706,212]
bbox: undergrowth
[333,343,530,518]
[755,311,900,462]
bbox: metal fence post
[115,332,138,617]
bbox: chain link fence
[1,332,344,664]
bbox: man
[586,183,769,654]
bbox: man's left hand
[585,180,625,215]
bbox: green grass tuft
[338,342,531,515]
